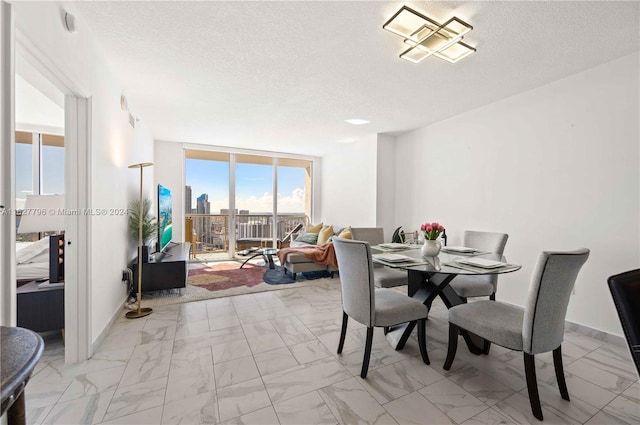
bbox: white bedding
[16,238,50,280]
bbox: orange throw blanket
[277,243,338,267]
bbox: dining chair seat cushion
[374,288,429,327]
[449,276,495,298]
[374,268,408,288]
[449,300,524,351]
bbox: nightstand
[17,281,64,333]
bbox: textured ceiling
[71,1,639,156]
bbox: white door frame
[0,1,16,327]
[63,96,92,362]
[1,4,92,362]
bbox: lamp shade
[18,194,65,233]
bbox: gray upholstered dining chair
[449,230,509,300]
[443,249,590,421]
[333,237,430,378]
[350,227,408,288]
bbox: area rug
[188,263,265,291]
[263,265,332,285]
[139,262,339,308]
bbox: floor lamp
[126,162,154,319]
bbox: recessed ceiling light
[345,119,370,125]
[337,137,358,143]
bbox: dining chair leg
[443,323,459,371]
[553,346,570,401]
[483,338,492,355]
[337,312,348,354]
[417,318,430,365]
[524,353,544,420]
[361,327,374,378]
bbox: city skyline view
[185,158,308,214]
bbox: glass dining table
[372,245,521,355]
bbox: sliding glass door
[185,150,230,260]
[185,149,313,260]
[273,158,312,248]
[234,154,274,252]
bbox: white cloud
[278,187,305,213]
[208,187,305,214]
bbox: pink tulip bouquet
[421,222,444,240]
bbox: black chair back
[607,269,640,378]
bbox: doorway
[12,35,91,363]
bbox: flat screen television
[157,184,173,252]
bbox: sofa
[281,226,409,288]
[281,223,351,279]
[280,224,351,279]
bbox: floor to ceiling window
[15,132,33,211]
[275,158,312,247]
[41,134,65,194]
[185,150,231,259]
[185,149,313,260]
[15,131,65,242]
[235,154,274,251]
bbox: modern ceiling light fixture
[383,5,476,64]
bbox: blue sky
[185,159,307,214]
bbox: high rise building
[196,193,210,214]
[185,185,192,216]
[196,193,210,238]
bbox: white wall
[395,52,639,336]
[376,134,396,239]
[15,74,64,131]
[12,2,155,345]
[320,135,378,227]
[155,140,185,242]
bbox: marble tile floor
[25,281,639,424]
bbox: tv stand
[132,242,191,293]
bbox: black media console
[131,242,191,293]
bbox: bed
[16,238,51,282]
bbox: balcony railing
[185,213,308,257]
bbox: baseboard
[565,320,627,347]
[91,295,127,355]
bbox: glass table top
[371,245,520,275]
